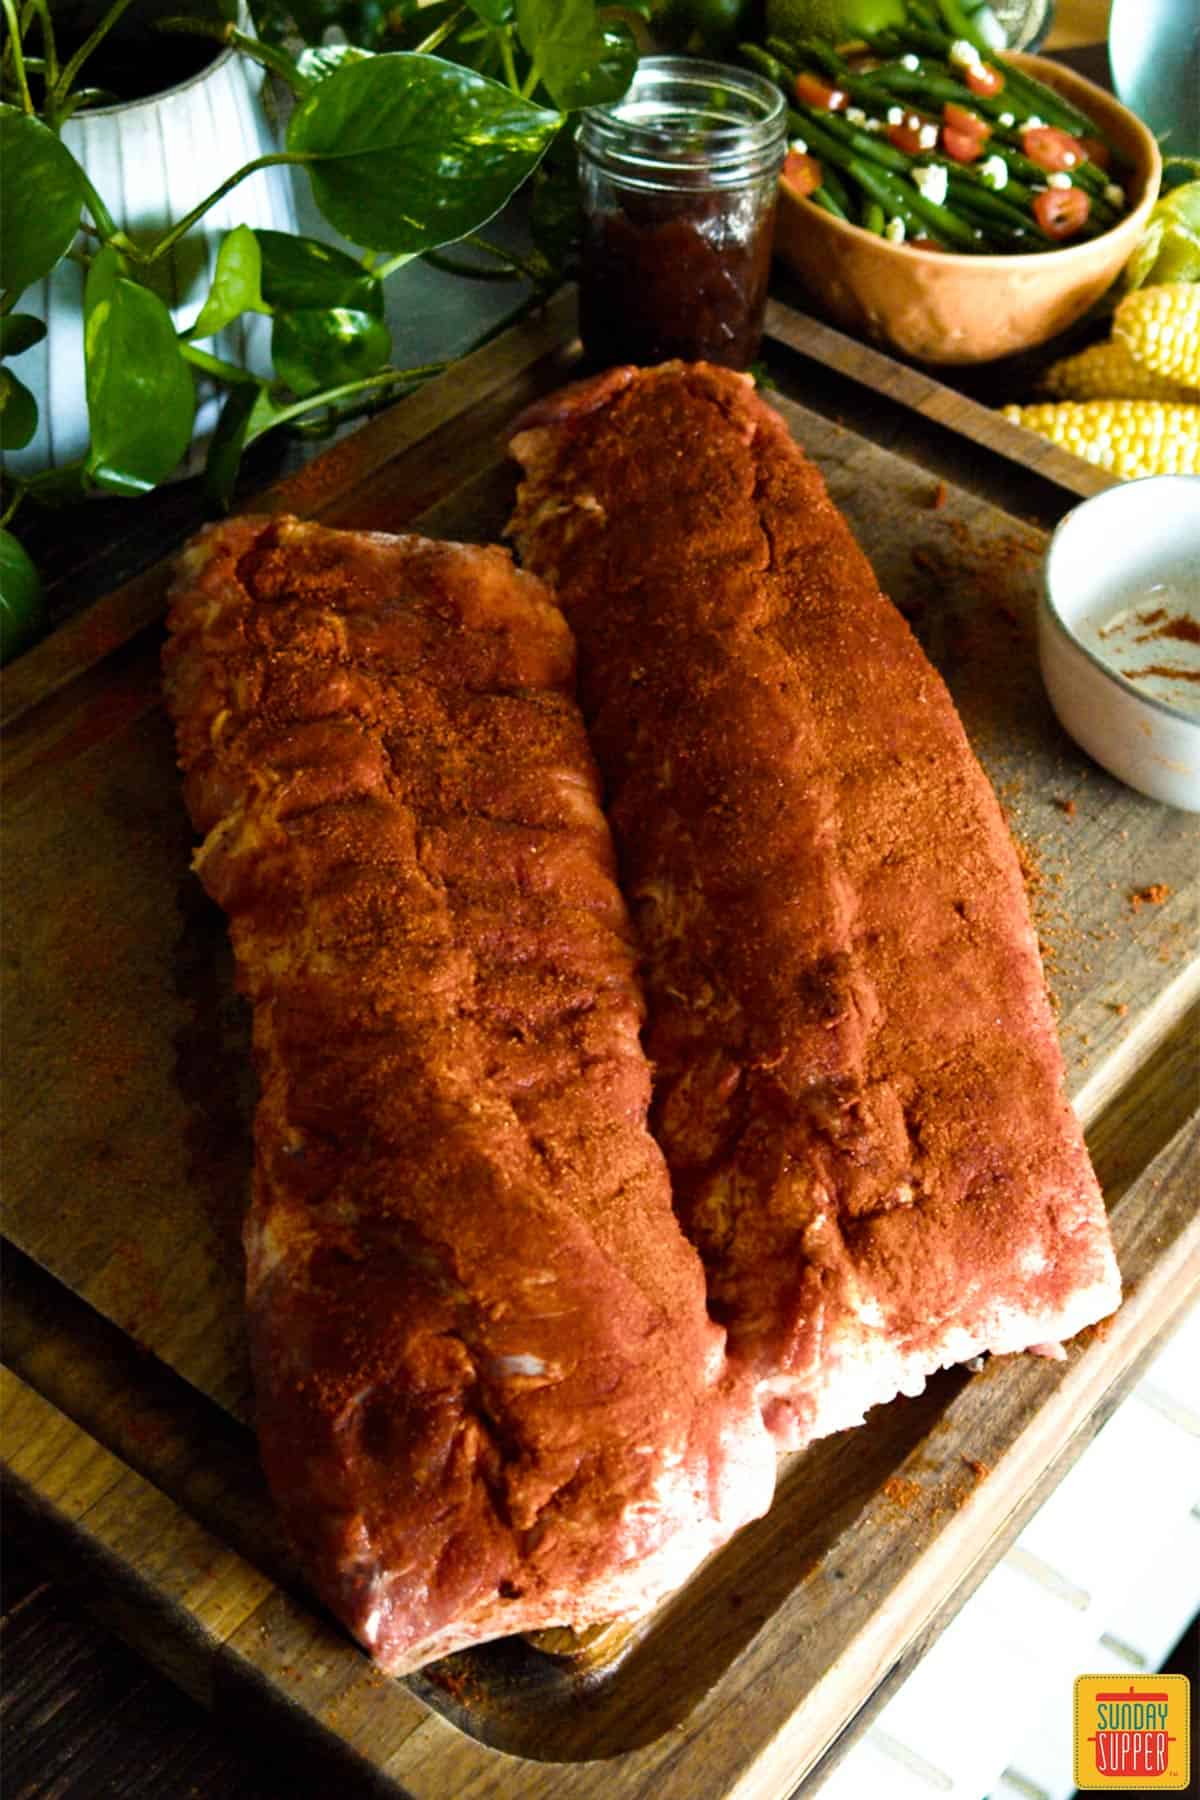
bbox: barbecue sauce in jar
[577,59,787,370]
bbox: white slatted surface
[820,1304,1200,1800]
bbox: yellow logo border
[1074,1672,1191,1791]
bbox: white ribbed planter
[3,21,298,475]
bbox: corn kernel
[1000,401,1200,481]
[1038,337,1197,405]
[1114,284,1200,388]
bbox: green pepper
[656,0,757,54]
[0,529,46,666]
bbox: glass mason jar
[576,58,788,370]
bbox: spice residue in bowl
[1077,578,1200,714]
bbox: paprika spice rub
[509,362,1121,1452]
[163,517,777,1673]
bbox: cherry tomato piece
[782,148,823,197]
[964,61,1004,97]
[942,101,990,161]
[1032,185,1090,239]
[887,115,930,155]
[793,70,847,110]
[944,102,990,144]
[1022,124,1086,173]
[1079,134,1111,170]
[943,125,985,162]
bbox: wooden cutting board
[3,290,1198,1800]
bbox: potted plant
[0,0,643,660]
[2,0,299,476]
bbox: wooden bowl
[774,54,1162,365]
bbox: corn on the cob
[1001,400,1200,480]
[1038,336,1197,404]
[1113,283,1200,388]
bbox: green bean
[842,159,954,243]
[943,166,1037,228]
[856,64,1009,118]
[945,181,1045,245]
[739,41,792,87]
[811,184,849,220]
[862,25,950,58]
[880,172,983,245]
[764,36,911,120]
[787,105,911,197]
[789,101,915,174]
[765,33,848,80]
[863,199,886,234]
[815,156,855,214]
[995,58,1104,141]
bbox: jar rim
[578,55,787,183]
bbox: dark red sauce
[579,192,777,369]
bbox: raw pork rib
[163,515,775,1671]
[509,363,1121,1451]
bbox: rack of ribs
[508,363,1121,1451]
[163,515,776,1672]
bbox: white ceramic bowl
[1039,476,1200,810]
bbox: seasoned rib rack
[163,516,776,1672]
[509,364,1121,1450]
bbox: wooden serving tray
[3,290,1198,1799]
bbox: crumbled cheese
[1045,171,1072,189]
[900,52,919,71]
[949,38,981,69]
[846,106,866,125]
[864,116,883,132]
[912,162,948,204]
[917,122,939,149]
[1025,115,1044,129]
[1105,181,1125,206]
[790,136,808,155]
[980,153,1008,190]
[887,105,904,125]
[1061,149,1078,166]
[998,111,1016,127]
[885,216,906,242]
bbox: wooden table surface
[8,10,1193,1800]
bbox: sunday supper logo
[1074,1674,1191,1789]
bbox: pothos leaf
[0,315,48,357]
[0,527,46,667]
[516,0,636,110]
[187,224,270,339]
[272,308,392,396]
[255,231,384,316]
[0,107,88,296]
[286,53,561,253]
[84,250,196,495]
[0,367,38,449]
